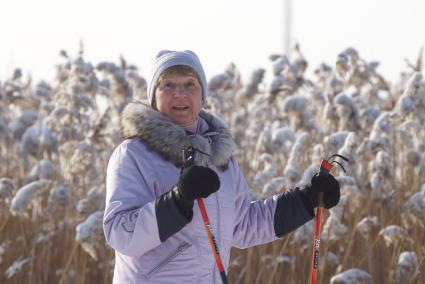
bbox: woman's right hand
[171,166,220,220]
[176,166,221,202]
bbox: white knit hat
[147,50,208,106]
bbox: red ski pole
[197,198,228,284]
[183,147,228,284]
[310,154,348,284]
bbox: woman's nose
[173,85,187,96]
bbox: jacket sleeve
[103,140,189,257]
[231,158,313,249]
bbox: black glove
[172,165,220,219]
[301,173,340,211]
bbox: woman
[103,50,340,283]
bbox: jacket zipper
[146,242,191,278]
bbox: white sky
[1,0,424,84]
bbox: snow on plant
[393,251,419,284]
[322,196,348,242]
[370,150,394,200]
[0,178,15,202]
[46,184,69,218]
[378,225,412,247]
[284,132,311,183]
[262,176,289,196]
[20,125,58,163]
[10,180,51,217]
[269,126,295,156]
[252,153,278,189]
[295,164,317,188]
[356,216,379,239]
[291,220,314,252]
[0,240,11,265]
[26,159,56,183]
[5,257,31,279]
[330,268,372,284]
[394,72,424,119]
[77,186,105,218]
[337,132,358,178]
[401,185,425,229]
[279,95,317,131]
[324,131,350,155]
[75,211,104,261]
[337,176,362,210]
[334,93,361,131]
[240,68,265,99]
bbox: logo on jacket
[121,210,139,232]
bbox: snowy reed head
[262,177,289,196]
[372,150,392,174]
[284,132,311,182]
[378,225,412,247]
[269,127,295,154]
[314,63,333,81]
[252,153,278,189]
[243,68,265,98]
[38,159,56,179]
[336,53,349,78]
[269,55,290,76]
[402,72,422,98]
[402,186,425,229]
[394,95,416,116]
[10,180,52,217]
[322,200,348,241]
[337,176,361,198]
[280,95,306,113]
[360,107,380,129]
[35,81,52,99]
[5,257,31,280]
[75,211,104,260]
[405,149,421,167]
[335,93,359,118]
[20,125,58,158]
[372,111,396,134]
[356,216,379,238]
[311,144,324,165]
[46,184,69,217]
[77,186,105,217]
[330,268,372,284]
[324,131,349,153]
[0,178,16,201]
[295,164,318,188]
[393,251,419,283]
[338,132,358,161]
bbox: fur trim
[121,101,235,168]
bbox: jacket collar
[120,101,235,168]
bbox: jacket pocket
[145,242,192,278]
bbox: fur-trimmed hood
[120,101,235,168]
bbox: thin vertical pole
[284,0,292,58]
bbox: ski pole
[182,147,228,284]
[310,154,349,284]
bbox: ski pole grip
[317,160,333,207]
[319,160,332,177]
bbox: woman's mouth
[172,106,190,111]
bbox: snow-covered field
[0,46,424,283]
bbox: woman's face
[155,73,203,127]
